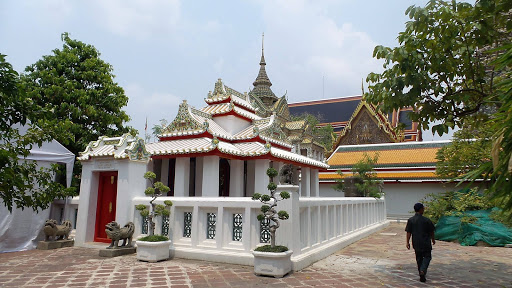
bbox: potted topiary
[135,171,173,262]
[251,167,292,278]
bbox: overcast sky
[3,0,451,141]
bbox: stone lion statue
[105,221,135,249]
[43,219,72,241]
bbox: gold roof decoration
[160,100,207,137]
[331,100,404,150]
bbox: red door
[94,171,118,243]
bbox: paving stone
[0,223,511,287]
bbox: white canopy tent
[0,125,75,252]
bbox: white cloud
[213,57,225,74]
[259,0,382,100]
[92,0,181,39]
[124,83,181,138]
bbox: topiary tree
[135,171,172,236]
[252,167,290,252]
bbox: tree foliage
[252,167,290,249]
[0,54,75,212]
[366,0,510,136]
[436,119,493,180]
[21,33,136,165]
[333,153,383,198]
[365,0,512,213]
[352,153,384,198]
[136,171,172,236]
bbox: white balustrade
[131,186,387,269]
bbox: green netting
[436,209,512,246]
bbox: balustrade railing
[132,187,386,260]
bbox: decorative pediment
[248,91,270,117]
[162,100,205,134]
[272,95,290,120]
[260,115,288,142]
[127,138,151,162]
[332,100,403,148]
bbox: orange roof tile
[327,141,450,168]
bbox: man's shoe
[419,271,426,282]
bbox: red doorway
[94,171,118,243]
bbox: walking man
[406,203,435,282]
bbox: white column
[174,157,190,197]
[254,159,269,195]
[310,168,319,197]
[75,162,96,245]
[229,159,244,197]
[116,160,148,231]
[275,185,300,254]
[161,159,169,186]
[201,156,219,197]
[195,157,203,197]
[246,160,255,197]
[300,167,311,197]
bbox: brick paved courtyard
[1,222,511,287]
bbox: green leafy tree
[21,33,136,187]
[365,0,510,136]
[365,0,512,213]
[252,168,290,251]
[0,54,75,212]
[352,153,384,198]
[436,120,493,180]
[135,171,172,237]
[151,119,168,141]
[482,41,512,214]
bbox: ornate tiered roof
[79,40,328,169]
[146,77,327,169]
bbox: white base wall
[320,181,466,219]
[383,182,460,219]
[320,183,344,197]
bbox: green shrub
[490,208,512,228]
[138,235,169,242]
[254,245,288,253]
[422,188,492,224]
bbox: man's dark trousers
[415,249,431,275]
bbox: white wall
[319,182,344,197]
[75,158,148,246]
[383,182,460,219]
[213,115,251,135]
[319,181,465,219]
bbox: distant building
[320,141,458,218]
[289,96,422,144]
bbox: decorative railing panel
[141,215,148,235]
[232,214,243,241]
[162,215,170,236]
[206,213,216,240]
[259,218,271,243]
[183,212,192,238]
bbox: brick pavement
[0,222,511,287]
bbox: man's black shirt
[405,213,435,252]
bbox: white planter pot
[252,250,293,278]
[136,240,172,262]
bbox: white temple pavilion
[72,44,387,270]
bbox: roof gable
[331,101,403,149]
